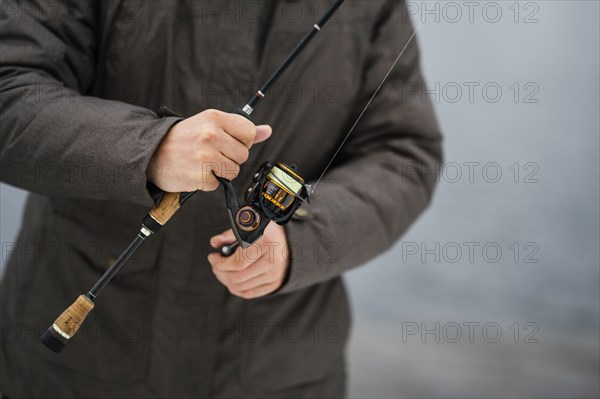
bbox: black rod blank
[244,0,346,113]
[87,232,148,300]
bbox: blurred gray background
[1,1,599,398]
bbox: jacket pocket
[239,279,350,394]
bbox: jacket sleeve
[0,0,181,207]
[279,1,443,293]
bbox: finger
[210,230,236,249]
[221,112,258,148]
[231,271,279,292]
[211,154,240,181]
[194,153,237,190]
[198,170,220,192]
[207,247,255,272]
[253,125,272,144]
[191,109,254,148]
[208,252,254,272]
[238,283,279,299]
[226,261,269,285]
[217,134,250,165]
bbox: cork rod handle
[149,192,182,225]
[40,295,95,353]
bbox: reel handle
[216,107,251,257]
[220,242,239,257]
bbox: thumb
[210,229,237,249]
[254,125,272,144]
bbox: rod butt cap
[41,327,67,353]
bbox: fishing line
[311,22,423,194]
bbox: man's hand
[208,223,290,299]
[147,109,272,193]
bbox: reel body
[216,162,310,251]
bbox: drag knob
[235,206,261,232]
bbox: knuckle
[234,125,255,147]
[195,149,208,163]
[200,128,217,143]
[238,148,250,163]
[230,161,241,173]
[203,108,221,120]
[244,125,257,143]
[224,162,240,180]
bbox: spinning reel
[217,162,311,256]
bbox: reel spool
[216,162,310,252]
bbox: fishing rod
[41,0,346,353]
